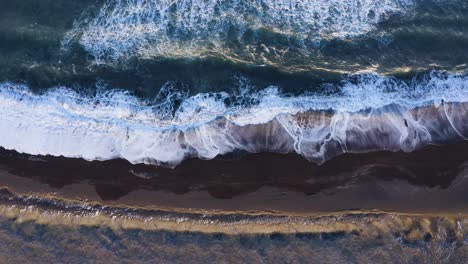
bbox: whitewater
[65,0,415,61]
[0,73,467,167]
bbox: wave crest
[0,73,467,166]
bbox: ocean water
[1,0,468,262]
[0,0,467,166]
[0,73,468,166]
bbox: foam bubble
[0,72,467,166]
[66,0,415,61]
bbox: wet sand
[2,206,468,263]
[0,142,467,262]
[0,187,467,263]
[0,141,467,216]
[0,140,468,214]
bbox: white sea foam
[66,0,415,61]
[0,73,467,166]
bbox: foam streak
[0,73,467,166]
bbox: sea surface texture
[0,0,467,166]
[0,0,468,262]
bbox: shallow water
[0,0,467,165]
[1,0,468,262]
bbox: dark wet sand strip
[0,141,467,216]
[0,143,467,262]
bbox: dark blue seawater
[0,0,468,166]
[1,1,468,262]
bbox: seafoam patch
[0,72,466,165]
[64,0,415,62]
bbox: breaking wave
[1,72,467,167]
[65,0,415,61]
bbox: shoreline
[2,193,468,263]
[0,141,467,214]
[0,140,466,235]
[0,186,467,235]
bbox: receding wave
[65,0,415,62]
[0,72,467,167]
